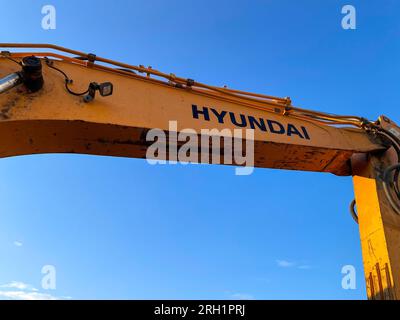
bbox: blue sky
[0,0,399,299]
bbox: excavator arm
[1,43,399,299]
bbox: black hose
[44,57,89,96]
[349,199,358,224]
[5,56,22,66]
[382,164,400,215]
[375,128,400,215]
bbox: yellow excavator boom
[1,43,399,299]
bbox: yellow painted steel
[0,57,384,175]
[1,44,400,299]
[352,149,400,299]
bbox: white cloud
[13,241,23,247]
[0,281,30,290]
[276,259,312,270]
[0,281,70,300]
[276,259,295,268]
[0,290,59,300]
[298,265,311,270]
[229,292,255,300]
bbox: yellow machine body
[1,44,399,299]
